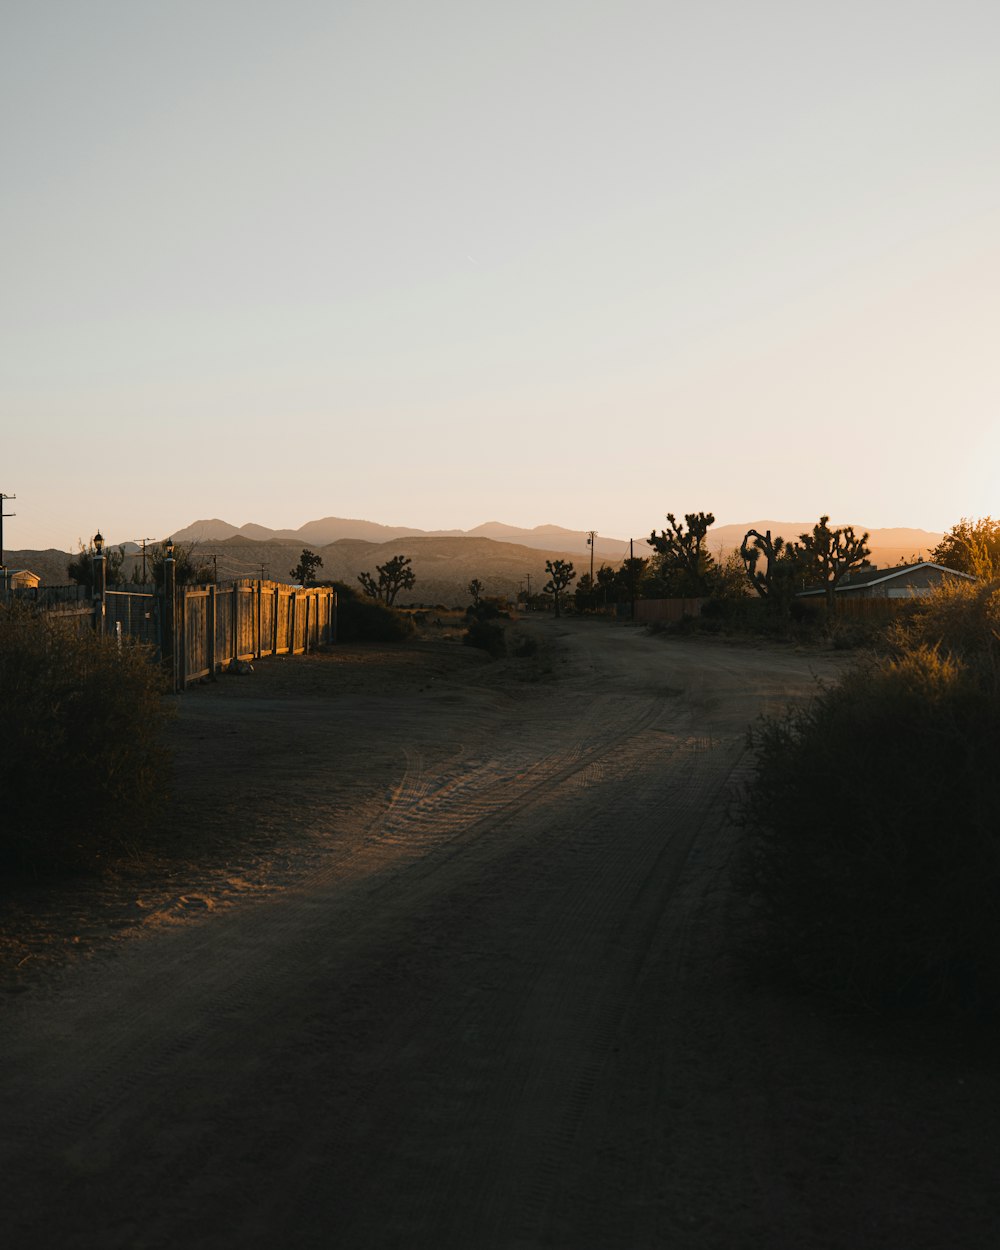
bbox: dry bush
[463,617,507,657]
[326,582,414,642]
[739,642,1000,1016]
[0,605,171,872]
[889,577,1000,681]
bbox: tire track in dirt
[1,626,852,1249]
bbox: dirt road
[3,620,999,1248]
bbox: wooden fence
[4,571,336,691]
[173,581,336,687]
[634,597,706,624]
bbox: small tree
[358,554,416,606]
[67,540,126,589]
[931,517,1000,579]
[291,548,324,584]
[617,557,649,604]
[148,540,212,586]
[573,572,597,612]
[468,578,484,607]
[647,512,716,595]
[798,516,871,609]
[740,529,802,613]
[543,559,576,618]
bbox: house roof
[798,562,975,597]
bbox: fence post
[207,584,217,676]
[255,580,262,659]
[179,586,188,688]
[162,542,177,690]
[91,530,107,636]
[273,585,280,653]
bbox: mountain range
[7,517,945,601]
[171,517,633,557]
[170,516,944,568]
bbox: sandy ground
[2,618,999,1249]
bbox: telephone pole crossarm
[1,492,17,569]
[586,530,597,585]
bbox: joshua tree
[468,578,484,607]
[740,529,802,612]
[291,548,324,583]
[647,512,716,595]
[358,554,416,606]
[543,559,576,618]
[798,516,871,609]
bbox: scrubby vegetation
[463,597,510,657]
[463,618,507,657]
[327,581,414,642]
[0,605,171,872]
[739,579,1000,1016]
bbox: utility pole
[629,537,636,620]
[133,537,153,585]
[212,553,218,585]
[586,531,597,585]
[1,492,16,569]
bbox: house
[6,569,41,590]
[798,561,975,600]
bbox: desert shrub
[326,581,414,642]
[739,644,1000,1015]
[0,605,171,872]
[463,617,507,657]
[891,578,1000,675]
[465,598,509,623]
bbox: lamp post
[162,539,177,689]
[92,530,107,631]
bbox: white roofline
[798,562,976,596]
[841,562,975,589]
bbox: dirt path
[3,621,999,1248]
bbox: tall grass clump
[740,579,1000,1016]
[0,605,171,872]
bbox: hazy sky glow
[3,0,998,549]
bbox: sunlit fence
[173,581,336,686]
[2,575,336,691]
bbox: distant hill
[171,516,629,558]
[171,515,944,568]
[208,535,592,604]
[7,518,946,598]
[3,548,77,586]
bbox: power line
[132,537,154,585]
[1,492,16,568]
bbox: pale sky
[3,0,998,550]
